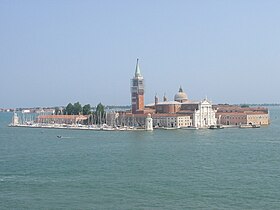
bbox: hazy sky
[1,0,279,108]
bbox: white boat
[239,124,261,128]
[101,126,115,131]
[88,125,101,130]
[154,126,165,130]
[163,127,178,130]
[180,126,199,130]
[115,127,128,131]
[209,125,224,129]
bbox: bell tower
[131,59,144,114]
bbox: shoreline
[7,124,260,131]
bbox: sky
[0,0,280,108]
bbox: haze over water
[1,107,280,209]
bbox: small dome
[174,86,188,102]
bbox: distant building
[37,115,88,125]
[214,105,269,126]
[153,114,192,128]
[107,60,217,128]
[192,99,217,128]
[106,60,270,128]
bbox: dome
[174,86,188,102]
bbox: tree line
[54,102,106,124]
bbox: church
[107,59,217,129]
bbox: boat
[180,126,199,130]
[163,127,178,130]
[217,124,224,129]
[88,125,101,130]
[209,125,216,129]
[57,135,62,138]
[101,126,115,131]
[209,124,224,129]
[102,128,115,131]
[116,127,127,131]
[154,126,165,130]
[239,124,261,128]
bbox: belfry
[131,59,144,114]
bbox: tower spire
[135,58,141,77]
[179,85,183,92]
[131,58,144,114]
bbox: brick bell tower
[131,59,144,114]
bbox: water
[1,108,280,209]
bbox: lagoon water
[1,108,280,209]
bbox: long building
[214,105,269,126]
[37,115,88,125]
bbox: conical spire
[179,86,183,92]
[135,58,141,77]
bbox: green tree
[65,103,74,115]
[54,107,60,115]
[95,103,105,124]
[73,102,82,115]
[82,104,91,115]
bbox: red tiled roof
[216,112,268,116]
[216,112,247,116]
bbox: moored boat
[239,124,261,128]
[163,127,178,130]
[209,124,224,129]
[180,126,199,130]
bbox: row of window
[178,120,189,122]
[222,115,268,120]
[248,116,268,119]
[222,116,246,120]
